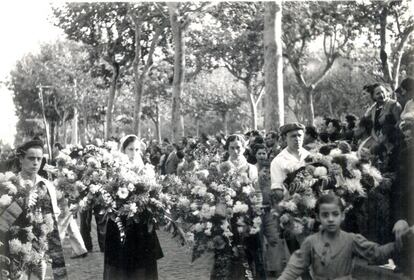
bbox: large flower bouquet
[54,143,117,212]
[0,173,55,280]
[164,154,262,279]
[277,143,383,237]
[89,152,172,243]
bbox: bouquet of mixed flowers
[0,173,55,280]
[59,143,117,212]
[277,142,383,237]
[168,156,262,268]
[90,152,172,243]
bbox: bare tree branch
[153,2,168,19]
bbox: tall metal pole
[37,85,52,163]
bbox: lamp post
[36,85,53,163]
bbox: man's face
[327,122,337,134]
[166,144,174,154]
[285,129,304,151]
[265,134,276,147]
[372,85,386,104]
[178,139,185,149]
[396,87,409,106]
[20,147,43,176]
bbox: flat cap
[279,122,305,135]
[17,140,44,154]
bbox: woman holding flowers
[103,135,163,280]
[0,139,67,280]
[211,134,265,280]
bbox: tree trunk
[80,113,87,147]
[249,93,258,130]
[222,111,229,136]
[131,14,161,138]
[62,119,67,145]
[264,1,284,131]
[168,2,185,142]
[50,121,55,149]
[379,6,392,85]
[132,13,144,138]
[196,117,200,137]
[55,122,60,145]
[305,90,315,126]
[105,62,120,140]
[72,107,78,145]
[155,102,162,143]
[328,99,334,117]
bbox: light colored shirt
[401,99,414,122]
[270,147,309,191]
[278,230,395,280]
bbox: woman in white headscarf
[103,135,163,280]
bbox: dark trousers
[246,234,267,280]
[80,208,107,252]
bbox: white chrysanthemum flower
[250,227,260,235]
[242,185,254,195]
[178,197,190,208]
[329,148,343,157]
[279,200,297,212]
[0,194,12,207]
[127,183,135,192]
[344,178,366,197]
[232,201,249,214]
[78,197,89,209]
[129,202,138,215]
[227,188,236,198]
[4,171,17,182]
[117,187,129,199]
[76,181,87,191]
[193,223,204,232]
[253,217,262,226]
[89,184,101,194]
[4,181,17,195]
[313,166,328,177]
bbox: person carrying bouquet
[0,139,67,280]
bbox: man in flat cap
[269,122,311,275]
[270,122,309,197]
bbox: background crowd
[0,78,413,280]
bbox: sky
[0,1,63,147]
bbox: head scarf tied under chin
[119,134,147,153]
[119,135,145,171]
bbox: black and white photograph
[0,1,413,279]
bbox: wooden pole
[37,85,52,163]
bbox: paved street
[52,218,214,280]
[46,217,407,280]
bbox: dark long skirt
[103,219,163,280]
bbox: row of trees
[8,1,414,147]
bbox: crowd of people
[0,77,413,280]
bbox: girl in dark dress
[103,135,163,280]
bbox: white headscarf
[119,134,145,171]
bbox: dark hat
[280,122,305,135]
[17,139,44,155]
